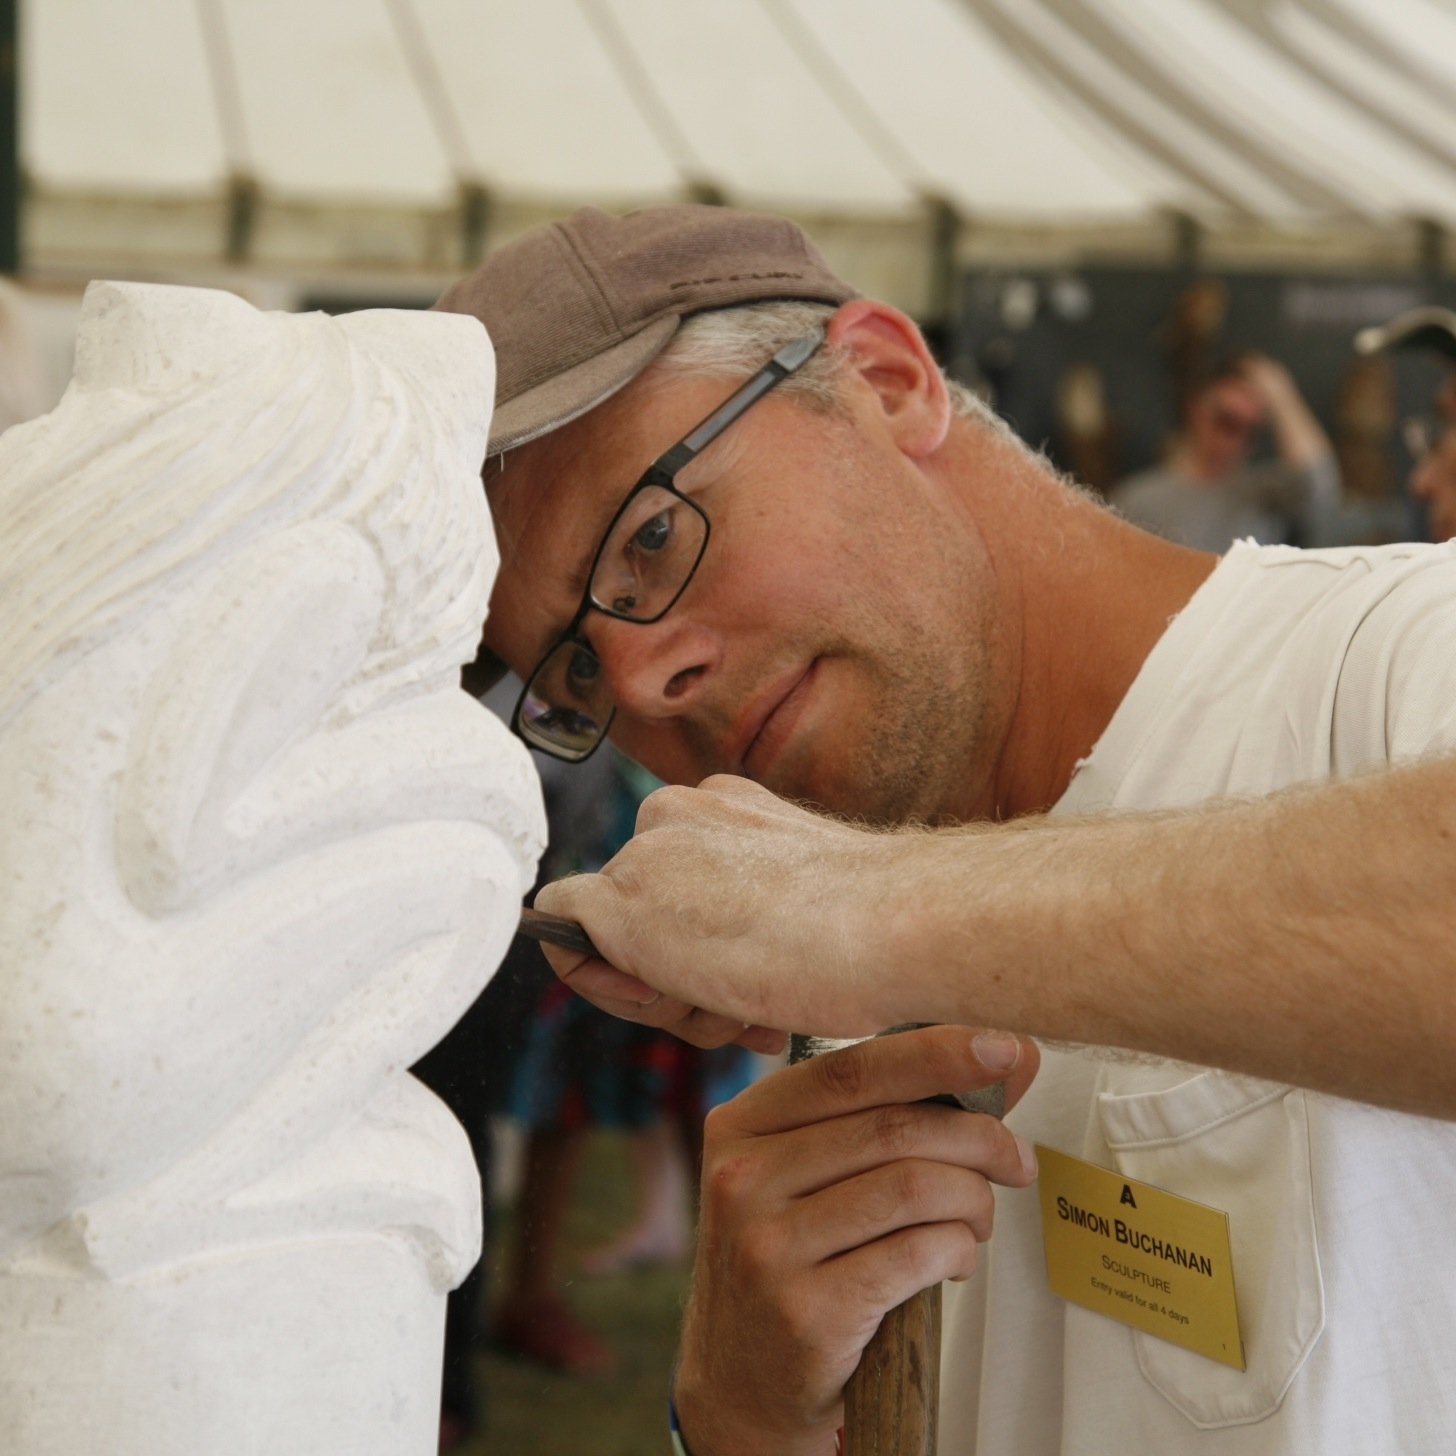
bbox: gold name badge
[1034,1144,1245,1370]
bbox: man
[1111,351,1339,552]
[1355,304,1456,541]
[437,206,1456,1455]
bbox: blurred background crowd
[2,1,1454,1451]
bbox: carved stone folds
[0,282,545,1453]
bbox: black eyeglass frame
[512,325,828,762]
[1403,412,1449,462]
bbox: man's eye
[631,511,671,554]
[567,645,600,691]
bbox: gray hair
[651,299,1025,450]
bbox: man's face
[1186,378,1265,476]
[1411,397,1456,542]
[1400,368,1456,543]
[484,364,1015,826]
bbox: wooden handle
[843,1282,941,1456]
[787,1031,953,1455]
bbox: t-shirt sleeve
[1333,557,1456,766]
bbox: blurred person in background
[1355,305,1456,542]
[1112,352,1339,552]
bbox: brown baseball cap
[433,205,858,457]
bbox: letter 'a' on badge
[1036,1145,1245,1370]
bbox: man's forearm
[908,756,1456,1116]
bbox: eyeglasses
[513,326,827,762]
[1208,405,1261,439]
[1403,414,1450,461]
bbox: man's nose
[590,611,720,719]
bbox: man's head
[437,206,1089,824]
[1355,306,1456,541]
[1180,359,1268,479]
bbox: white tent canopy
[20,0,1456,309]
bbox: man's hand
[1234,352,1298,410]
[1234,352,1334,472]
[671,1025,1040,1456]
[532,776,918,1050]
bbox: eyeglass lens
[518,638,614,761]
[1404,415,1448,460]
[591,483,709,621]
[518,487,709,759]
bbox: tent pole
[924,194,962,332]
[0,0,18,274]
[1168,210,1203,277]
[684,181,726,207]
[1414,217,1447,279]
[459,182,492,267]
[225,173,258,265]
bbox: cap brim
[488,315,681,456]
[1354,306,1456,364]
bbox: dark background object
[0,0,19,274]
[957,265,1456,498]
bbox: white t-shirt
[940,539,1456,1455]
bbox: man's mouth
[736,660,819,782]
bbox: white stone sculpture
[0,281,546,1453]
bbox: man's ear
[826,299,951,459]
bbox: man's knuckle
[892,1226,932,1277]
[689,1011,742,1049]
[892,1225,949,1289]
[815,1044,872,1104]
[635,783,692,831]
[970,1181,999,1239]
[698,772,742,795]
[854,1179,901,1236]
[674,1020,718,1050]
[948,1227,982,1280]
[890,1161,932,1216]
[869,1103,919,1158]
[701,1101,734,1146]
[704,1149,758,1214]
[777,1283,823,1348]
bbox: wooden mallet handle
[792,1029,1005,1456]
[843,1283,941,1456]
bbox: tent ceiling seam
[575,0,716,198]
[757,0,933,203]
[1303,0,1456,118]
[1241,1,1456,180]
[1044,0,1361,217]
[193,0,250,177]
[382,0,477,183]
[960,0,1251,219]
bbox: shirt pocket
[1094,1070,1325,1428]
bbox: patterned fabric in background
[506,751,755,1133]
